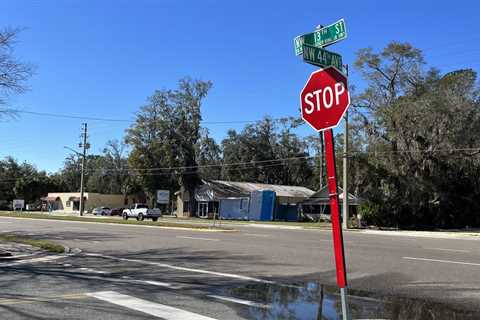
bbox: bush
[358,201,382,226]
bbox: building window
[240,198,248,210]
[66,201,71,207]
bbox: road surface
[0,216,478,319]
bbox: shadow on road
[0,246,477,319]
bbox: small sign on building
[156,190,170,204]
[12,199,25,211]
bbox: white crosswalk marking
[87,291,218,320]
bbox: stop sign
[300,66,350,132]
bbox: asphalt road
[0,216,479,319]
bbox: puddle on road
[220,281,478,320]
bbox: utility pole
[79,123,89,216]
[319,132,324,190]
[342,111,349,229]
[342,65,349,230]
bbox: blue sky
[0,0,478,172]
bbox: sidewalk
[161,216,331,230]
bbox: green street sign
[302,43,343,70]
[294,19,347,56]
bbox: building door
[198,202,208,218]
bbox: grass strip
[0,211,231,231]
[0,234,65,254]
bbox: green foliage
[351,42,480,229]
[125,78,212,202]
[0,157,61,207]
[221,117,313,186]
[197,129,222,180]
[358,201,382,226]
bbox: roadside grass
[0,211,232,231]
[0,234,65,253]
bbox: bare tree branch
[0,27,34,113]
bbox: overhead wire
[6,109,296,125]
[0,146,478,183]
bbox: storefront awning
[68,196,86,202]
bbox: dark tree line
[1,34,479,229]
[350,42,480,228]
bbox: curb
[63,246,82,255]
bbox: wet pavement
[0,241,44,259]
[1,218,480,319]
[219,281,478,320]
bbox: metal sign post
[324,129,350,320]
[295,19,351,320]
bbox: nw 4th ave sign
[294,19,347,56]
[302,43,343,70]
[300,66,350,132]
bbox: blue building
[176,180,315,221]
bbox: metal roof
[196,180,315,201]
[302,186,362,205]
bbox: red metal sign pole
[324,128,347,287]
[324,128,350,319]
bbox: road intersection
[0,216,478,319]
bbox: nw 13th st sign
[294,19,347,55]
[302,43,343,70]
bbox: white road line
[0,253,36,260]
[141,280,183,289]
[85,253,276,284]
[1,255,66,266]
[76,267,110,274]
[403,256,480,267]
[86,291,218,320]
[243,233,270,238]
[176,236,219,241]
[208,295,270,308]
[347,271,372,280]
[70,272,183,289]
[424,247,470,253]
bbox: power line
[82,147,480,174]
[8,109,296,125]
[0,147,478,183]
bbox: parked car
[110,207,124,216]
[122,203,161,221]
[92,207,112,216]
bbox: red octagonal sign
[300,66,350,132]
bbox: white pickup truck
[122,203,161,221]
